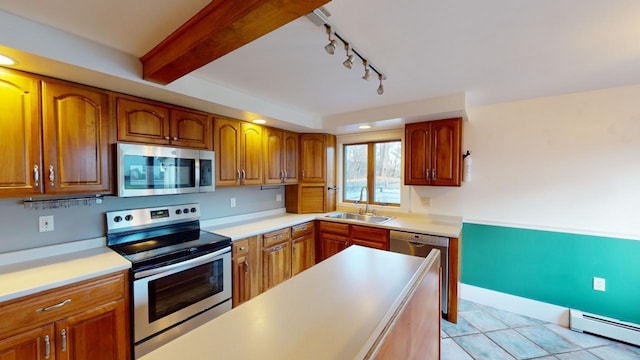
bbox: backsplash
[0,186,284,253]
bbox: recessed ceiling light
[252,119,266,124]
[359,125,371,129]
[0,54,16,66]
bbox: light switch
[230,198,236,208]
[593,277,606,292]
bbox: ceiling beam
[140,0,330,85]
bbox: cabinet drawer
[263,227,291,248]
[319,221,349,236]
[0,271,126,338]
[291,222,314,238]
[232,238,250,258]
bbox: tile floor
[442,300,640,359]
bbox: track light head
[343,44,353,69]
[377,74,384,95]
[362,60,370,80]
[324,40,336,55]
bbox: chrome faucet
[358,186,373,215]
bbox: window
[343,140,401,206]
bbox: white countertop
[0,239,131,303]
[140,246,426,360]
[202,209,462,240]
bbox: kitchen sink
[325,212,394,224]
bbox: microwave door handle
[134,247,229,279]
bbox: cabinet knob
[239,246,246,251]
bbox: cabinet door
[116,97,170,145]
[0,325,54,360]
[55,299,128,360]
[170,109,212,149]
[0,70,42,197]
[262,242,291,291]
[42,81,111,195]
[283,131,299,184]
[299,134,326,183]
[263,127,284,184]
[214,118,241,186]
[232,255,251,307]
[318,232,348,262]
[431,118,462,186]
[405,122,431,185]
[240,122,263,186]
[292,234,315,276]
[350,225,389,251]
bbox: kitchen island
[140,245,441,360]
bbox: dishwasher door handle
[409,242,427,247]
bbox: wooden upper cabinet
[116,97,170,145]
[214,118,263,186]
[299,133,326,183]
[116,97,212,149]
[0,70,42,197]
[169,109,212,149]
[240,122,263,186]
[264,128,298,184]
[214,117,241,186]
[42,81,111,195]
[405,118,462,186]
[283,131,299,183]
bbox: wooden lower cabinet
[291,222,315,276]
[231,236,261,307]
[350,225,389,251]
[317,221,350,262]
[0,271,130,360]
[262,241,291,291]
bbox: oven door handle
[134,247,230,279]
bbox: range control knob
[175,209,182,215]
[190,207,197,213]
[125,215,133,221]
[183,208,189,214]
[113,216,123,223]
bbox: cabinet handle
[273,245,283,251]
[241,169,246,181]
[44,335,51,359]
[173,136,178,141]
[280,170,285,182]
[36,298,71,312]
[284,170,288,179]
[244,260,249,272]
[432,169,436,180]
[165,136,170,140]
[48,165,55,186]
[237,170,241,183]
[239,246,246,251]
[275,234,282,240]
[425,169,430,181]
[301,170,305,179]
[33,165,39,187]
[61,328,67,352]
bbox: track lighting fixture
[312,8,387,94]
[343,44,354,69]
[377,74,384,95]
[324,25,336,55]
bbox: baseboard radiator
[569,309,640,346]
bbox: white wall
[413,84,640,240]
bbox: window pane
[343,144,368,202]
[374,141,401,204]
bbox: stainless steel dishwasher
[389,230,449,315]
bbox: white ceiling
[1,0,639,133]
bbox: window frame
[342,139,401,207]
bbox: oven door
[132,247,231,343]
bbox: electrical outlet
[39,215,54,232]
[276,193,282,202]
[593,277,606,292]
[230,197,236,208]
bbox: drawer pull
[239,246,246,251]
[36,299,71,312]
[61,328,67,352]
[44,335,50,359]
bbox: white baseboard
[460,284,570,327]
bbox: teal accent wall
[461,223,640,324]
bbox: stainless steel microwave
[117,143,214,197]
